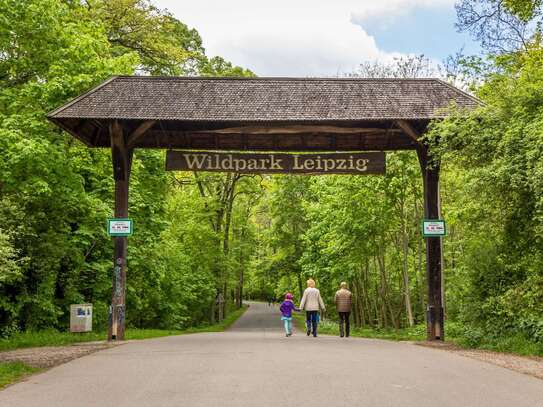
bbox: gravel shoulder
[417,341,543,380]
[0,341,124,369]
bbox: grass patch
[449,333,543,357]
[0,305,248,352]
[182,304,249,333]
[293,313,426,340]
[0,330,106,352]
[294,314,543,357]
[0,362,41,389]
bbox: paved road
[1,302,542,407]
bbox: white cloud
[350,0,452,21]
[156,0,453,76]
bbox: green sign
[422,219,446,237]
[108,218,133,237]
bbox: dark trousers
[338,312,350,337]
[306,311,319,337]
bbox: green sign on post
[108,218,133,237]
[422,219,446,237]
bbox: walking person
[279,293,299,337]
[299,279,326,337]
[335,282,352,338]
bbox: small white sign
[422,220,446,237]
[108,219,133,236]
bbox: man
[334,282,352,338]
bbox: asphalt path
[1,302,542,407]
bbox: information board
[422,219,446,237]
[108,218,133,237]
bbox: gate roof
[47,76,479,151]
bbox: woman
[299,279,326,337]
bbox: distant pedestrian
[335,282,352,338]
[299,279,326,337]
[279,293,300,337]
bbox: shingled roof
[47,76,480,150]
[49,76,478,122]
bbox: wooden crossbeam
[395,120,421,144]
[127,120,156,149]
[191,125,401,135]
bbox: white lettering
[269,155,283,170]
[315,156,323,170]
[324,159,335,172]
[234,159,247,171]
[356,159,368,172]
[348,156,354,169]
[304,158,315,170]
[221,155,234,170]
[292,155,303,169]
[183,154,207,169]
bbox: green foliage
[292,314,426,341]
[245,154,427,330]
[503,0,542,21]
[0,362,40,389]
[0,306,247,352]
[0,0,254,335]
[426,44,543,350]
[1,0,542,360]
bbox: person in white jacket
[299,279,326,337]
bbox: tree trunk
[401,216,415,327]
[376,243,398,329]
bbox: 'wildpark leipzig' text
[166,151,386,175]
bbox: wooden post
[108,120,133,341]
[417,145,444,341]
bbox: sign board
[108,218,133,237]
[166,151,386,175]
[422,219,446,237]
[70,304,93,332]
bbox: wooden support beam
[190,125,401,135]
[417,144,445,341]
[395,119,421,144]
[399,119,445,340]
[127,120,156,149]
[108,120,133,341]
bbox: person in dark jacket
[279,293,300,337]
[334,282,352,337]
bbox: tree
[455,0,542,53]
[350,55,439,79]
[0,0,255,332]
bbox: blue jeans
[306,311,319,336]
[281,317,292,334]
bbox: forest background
[0,0,542,354]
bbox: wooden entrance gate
[48,76,479,341]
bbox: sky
[157,0,480,77]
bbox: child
[280,293,299,337]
